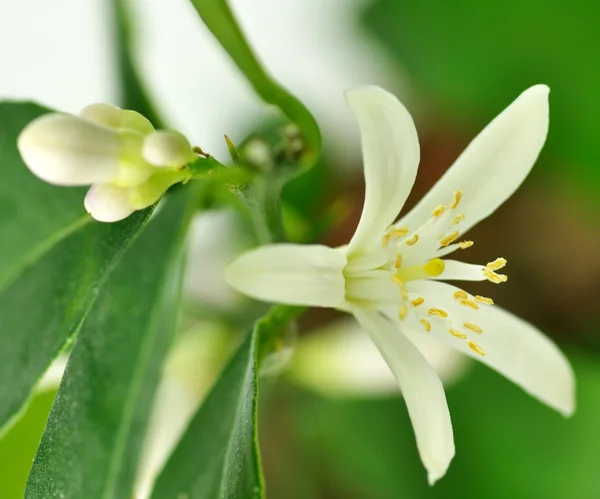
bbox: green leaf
[188,0,321,165]
[151,305,302,499]
[0,102,153,433]
[110,0,164,127]
[25,185,198,498]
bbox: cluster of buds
[18,103,198,222]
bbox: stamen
[405,234,419,246]
[432,205,447,218]
[420,319,431,332]
[468,341,486,356]
[399,305,408,320]
[483,268,508,284]
[486,258,507,271]
[393,227,409,238]
[424,258,445,277]
[428,308,448,318]
[394,254,403,269]
[458,240,474,249]
[464,322,483,334]
[382,227,409,247]
[440,231,460,247]
[450,190,462,209]
[475,295,494,305]
[460,299,479,310]
[449,328,467,339]
[411,297,425,307]
[453,290,468,300]
[452,214,465,225]
[391,274,408,299]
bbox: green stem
[110,0,164,127]
[187,0,322,166]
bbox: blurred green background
[2,0,600,497]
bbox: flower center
[378,190,508,358]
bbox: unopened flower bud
[84,183,135,222]
[141,131,196,168]
[18,114,123,186]
[80,103,155,135]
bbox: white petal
[398,85,549,234]
[406,280,575,416]
[351,306,455,484]
[79,103,123,128]
[84,184,135,222]
[345,86,420,255]
[430,260,487,281]
[18,113,123,186]
[142,131,195,168]
[223,244,346,307]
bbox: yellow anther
[400,287,408,300]
[405,234,419,246]
[486,258,507,271]
[440,231,460,247]
[464,322,483,334]
[420,319,431,332]
[393,227,409,238]
[411,297,425,307]
[449,328,467,339]
[399,305,408,320]
[475,295,494,305]
[424,258,445,277]
[428,308,448,318]
[452,214,465,225]
[450,190,463,209]
[458,240,474,249]
[394,254,403,269]
[460,299,479,310]
[483,268,508,284]
[432,205,447,218]
[453,290,468,300]
[381,233,391,248]
[468,341,486,356]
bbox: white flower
[18,103,195,222]
[223,85,575,484]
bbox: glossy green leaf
[188,0,321,164]
[151,305,302,499]
[0,102,154,434]
[0,102,86,289]
[25,185,198,498]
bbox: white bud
[18,113,122,186]
[141,131,195,168]
[80,103,155,135]
[79,103,122,128]
[84,183,135,222]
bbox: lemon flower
[18,103,196,222]
[224,85,575,484]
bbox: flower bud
[80,103,155,135]
[84,183,135,222]
[18,113,122,186]
[141,131,196,168]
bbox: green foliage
[152,306,302,499]
[25,186,198,498]
[363,0,600,189]
[0,103,154,435]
